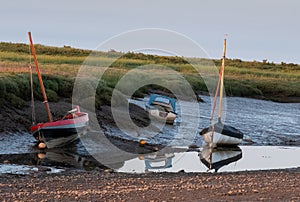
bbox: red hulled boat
[30,106,89,149]
[28,32,89,149]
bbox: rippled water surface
[130,95,300,146]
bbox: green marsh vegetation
[0,42,299,110]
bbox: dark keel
[36,127,86,148]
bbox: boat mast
[28,32,52,122]
[218,38,226,122]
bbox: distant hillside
[0,42,299,103]
[1,42,299,68]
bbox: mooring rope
[29,46,36,125]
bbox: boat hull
[33,126,87,149]
[146,108,176,124]
[200,122,244,146]
[145,94,177,124]
[31,112,89,149]
[200,122,243,147]
[201,131,242,146]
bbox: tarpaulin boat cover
[147,94,176,112]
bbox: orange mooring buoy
[38,142,46,149]
[37,153,46,159]
[139,139,146,146]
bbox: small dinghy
[145,94,177,124]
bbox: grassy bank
[0,42,299,109]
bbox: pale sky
[1,0,300,63]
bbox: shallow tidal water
[129,95,300,146]
[0,96,299,174]
[117,146,300,173]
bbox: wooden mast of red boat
[28,32,52,122]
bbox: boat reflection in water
[3,145,300,175]
[141,146,242,173]
[36,150,105,171]
[199,145,242,172]
[140,147,187,172]
[139,147,192,172]
[144,153,175,170]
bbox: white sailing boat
[200,39,244,147]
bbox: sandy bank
[1,168,299,201]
